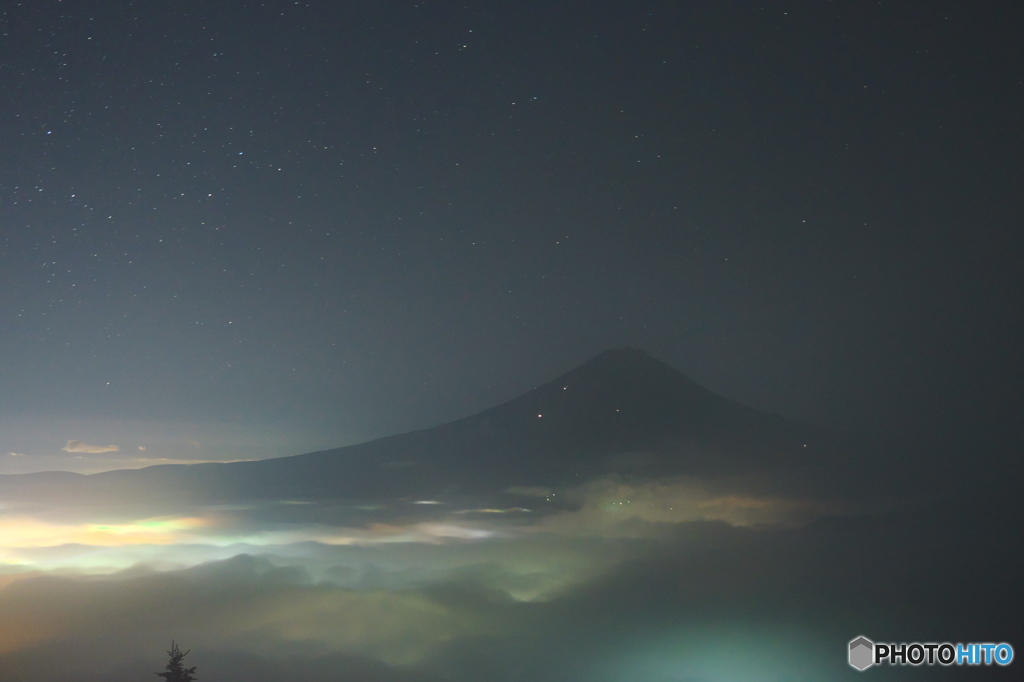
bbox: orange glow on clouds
[0,515,210,552]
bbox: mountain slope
[0,349,857,505]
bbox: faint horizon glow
[0,415,350,475]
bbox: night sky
[2,4,1024,681]
[3,0,1022,473]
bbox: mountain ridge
[0,348,853,505]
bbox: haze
[1,1,1021,680]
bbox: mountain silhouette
[0,349,863,506]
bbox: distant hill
[0,348,867,507]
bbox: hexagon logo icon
[849,636,874,671]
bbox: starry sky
[1,5,1023,680]
[2,0,1022,473]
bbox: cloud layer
[61,440,120,455]
[0,471,1019,682]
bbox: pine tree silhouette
[155,640,198,682]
